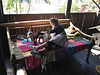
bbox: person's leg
[30,41,54,58]
[29,42,48,50]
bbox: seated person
[27,29,37,44]
[27,27,46,44]
[29,18,69,58]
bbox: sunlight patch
[91,49,100,56]
[17,69,27,75]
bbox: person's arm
[50,25,61,33]
[50,28,56,33]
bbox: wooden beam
[9,22,69,29]
[65,0,72,19]
[0,19,70,27]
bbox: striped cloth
[49,32,69,47]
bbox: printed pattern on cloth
[66,44,77,56]
[72,41,87,52]
[16,37,92,70]
[25,55,42,70]
[17,40,42,70]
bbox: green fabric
[67,32,83,39]
[64,28,82,39]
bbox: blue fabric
[21,38,32,43]
[27,38,32,42]
[21,40,27,43]
[66,44,77,56]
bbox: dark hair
[50,18,58,25]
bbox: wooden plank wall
[3,13,65,23]
[70,12,97,33]
[3,12,98,39]
[8,19,70,40]
[3,13,65,40]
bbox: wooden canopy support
[0,0,4,23]
[0,0,7,75]
[65,0,72,19]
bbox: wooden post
[0,39,7,75]
[86,38,95,62]
[6,27,17,75]
[0,0,10,58]
[0,1,7,75]
[65,0,72,19]
[0,0,4,23]
[86,48,92,62]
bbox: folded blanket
[66,44,77,56]
[19,45,32,53]
[16,37,91,70]
[81,41,91,49]
[72,41,87,52]
[68,39,75,44]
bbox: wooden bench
[0,19,96,75]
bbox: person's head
[50,18,58,27]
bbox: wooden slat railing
[0,19,70,40]
[70,12,97,32]
[2,12,99,38]
[3,13,65,23]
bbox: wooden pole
[65,0,72,19]
[0,0,7,75]
[0,0,10,58]
[0,39,7,75]
[0,0,4,23]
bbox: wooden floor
[5,46,100,75]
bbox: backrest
[0,19,70,41]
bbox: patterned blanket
[16,38,92,70]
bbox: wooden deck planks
[5,48,100,75]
